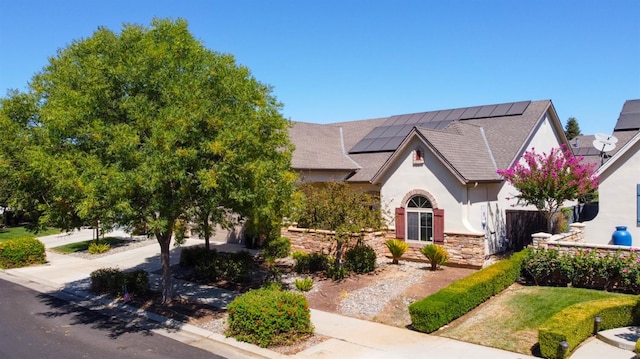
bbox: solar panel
[613,100,640,131]
[392,114,414,125]
[490,103,512,117]
[384,136,406,150]
[349,100,534,153]
[350,138,376,153]
[365,126,389,139]
[379,124,407,138]
[506,101,531,115]
[474,105,496,118]
[446,108,466,121]
[622,99,640,114]
[460,106,482,119]
[364,137,393,152]
[432,110,451,122]
[614,114,640,131]
[418,111,437,123]
[433,120,452,130]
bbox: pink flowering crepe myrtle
[497,144,599,233]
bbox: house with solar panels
[571,99,640,246]
[290,100,570,259]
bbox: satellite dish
[592,133,618,165]
[592,133,618,152]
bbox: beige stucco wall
[583,138,640,245]
[379,136,473,233]
[379,111,566,254]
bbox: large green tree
[0,19,296,302]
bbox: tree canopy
[497,146,598,233]
[564,117,582,140]
[0,18,296,302]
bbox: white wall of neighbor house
[584,139,640,245]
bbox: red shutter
[395,207,405,239]
[433,208,445,244]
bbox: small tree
[293,182,383,274]
[497,145,598,233]
[564,117,582,140]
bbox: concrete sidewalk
[1,229,633,359]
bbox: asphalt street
[0,278,227,359]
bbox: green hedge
[263,237,291,259]
[0,237,46,268]
[226,286,313,347]
[90,267,149,297]
[409,249,529,333]
[538,296,640,358]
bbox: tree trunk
[204,222,211,251]
[335,241,344,269]
[157,232,173,304]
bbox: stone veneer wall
[281,227,486,268]
[282,226,388,257]
[531,223,637,257]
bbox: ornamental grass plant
[385,239,409,264]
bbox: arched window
[406,195,433,241]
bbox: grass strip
[50,237,126,254]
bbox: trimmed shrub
[326,262,349,280]
[90,267,149,296]
[0,237,46,268]
[409,249,528,333]
[223,250,255,283]
[179,246,217,268]
[522,247,640,293]
[538,296,640,358]
[88,241,110,254]
[345,243,376,274]
[420,244,449,270]
[292,251,328,274]
[636,338,640,356]
[263,237,291,259]
[385,239,409,264]
[226,286,313,347]
[294,277,314,292]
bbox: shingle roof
[289,99,557,184]
[289,122,360,171]
[572,130,640,168]
[416,122,500,182]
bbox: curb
[0,269,284,359]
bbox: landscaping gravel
[337,260,426,318]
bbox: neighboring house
[290,100,570,264]
[576,99,640,245]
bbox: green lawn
[437,285,633,355]
[0,226,62,243]
[49,237,126,254]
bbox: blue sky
[1,0,638,135]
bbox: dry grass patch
[436,284,631,355]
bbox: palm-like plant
[420,244,449,271]
[385,239,409,264]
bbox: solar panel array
[349,101,531,153]
[613,99,640,131]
